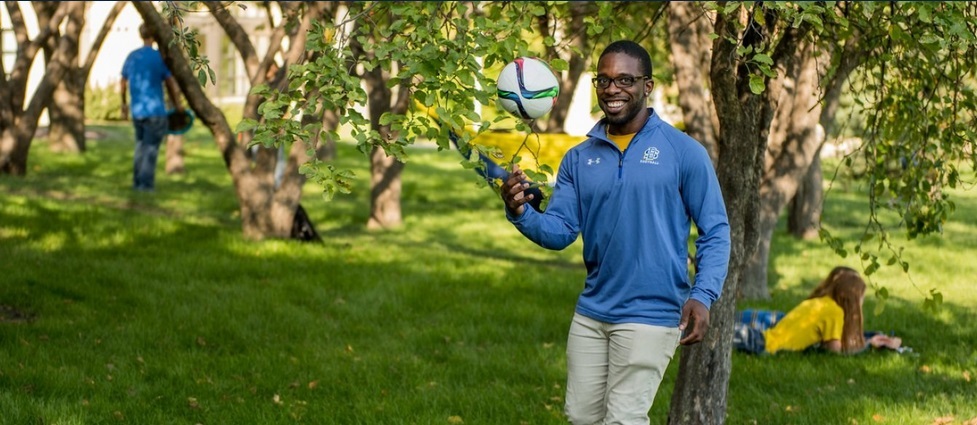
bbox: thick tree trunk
[48,1,123,154]
[669,7,806,423]
[740,33,864,299]
[47,67,86,153]
[35,1,85,154]
[785,37,863,241]
[740,41,825,300]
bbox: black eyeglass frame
[591,75,650,89]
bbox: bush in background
[85,84,123,122]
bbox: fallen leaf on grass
[919,365,932,373]
[447,415,464,424]
[873,413,885,422]
[187,397,200,409]
[963,370,971,382]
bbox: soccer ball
[496,57,560,120]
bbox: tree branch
[81,1,126,79]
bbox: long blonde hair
[808,266,867,354]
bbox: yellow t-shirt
[763,296,844,354]
[606,131,636,152]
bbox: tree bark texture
[788,150,823,239]
[667,2,719,165]
[668,7,807,423]
[739,41,825,300]
[785,35,864,240]
[739,32,865,299]
[0,2,83,175]
[33,1,85,154]
[50,1,124,154]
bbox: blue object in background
[167,109,195,135]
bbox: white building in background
[84,3,143,91]
[2,1,261,115]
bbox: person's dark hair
[598,40,653,78]
[138,23,154,40]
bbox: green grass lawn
[1,123,975,424]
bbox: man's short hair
[599,40,653,78]
[138,23,154,40]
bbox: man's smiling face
[595,52,653,135]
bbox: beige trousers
[564,313,681,425]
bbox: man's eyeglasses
[592,75,649,89]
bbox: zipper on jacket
[618,148,627,179]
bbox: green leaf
[749,75,765,94]
[549,58,569,72]
[235,118,259,133]
[752,53,773,65]
[379,112,394,126]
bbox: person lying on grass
[734,266,905,355]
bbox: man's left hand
[678,299,710,345]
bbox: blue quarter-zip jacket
[507,109,730,327]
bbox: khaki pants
[564,313,681,425]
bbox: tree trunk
[785,36,864,240]
[367,146,405,229]
[788,150,822,239]
[47,67,86,153]
[668,7,807,423]
[363,76,404,230]
[0,2,84,175]
[667,2,719,164]
[350,11,411,231]
[50,0,124,154]
[739,32,865,299]
[34,1,85,154]
[165,134,185,174]
[739,41,825,300]
[0,129,32,176]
